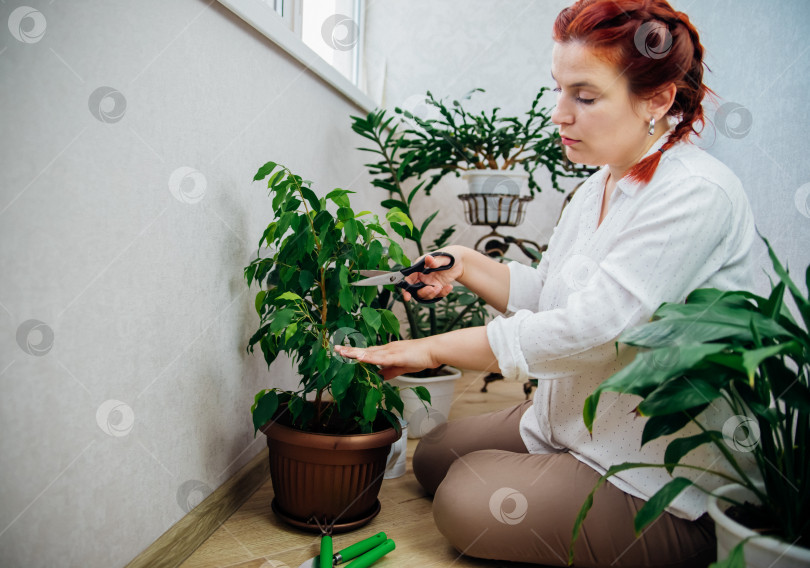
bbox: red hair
[553,0,714,183]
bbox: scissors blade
[352,271,405,287]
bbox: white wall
[0,1,382,566]
[365,0,810,294]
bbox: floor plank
[180,370,535,568]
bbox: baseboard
[124,447,270,568]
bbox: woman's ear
[646,83,677,121]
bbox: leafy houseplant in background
[245,162,429,530]
[351,109,491,438]
[569,239,810,567]
[390,87,593,197]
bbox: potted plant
[391,87,593,197]
[351,110,491,437]
[244,161,430,531]
[569,238,810,567]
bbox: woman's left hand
[333,338,437,380]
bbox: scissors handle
[400,252,455,277]
[398,252,455,304]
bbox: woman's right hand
[402,245,466,303]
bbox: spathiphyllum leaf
[633,478,693,533]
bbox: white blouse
[486,135,756,520]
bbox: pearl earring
[648,117,656,136]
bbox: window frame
[218,0,375,112]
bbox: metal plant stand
[457,193,546,260]
[458,192,542,396]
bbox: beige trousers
[413,401,716,567]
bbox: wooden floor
[179,370,534,568]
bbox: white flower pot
[389,366,462,438]
[462,169,529,196]
[707,484,810,567]
[384,417,408,479]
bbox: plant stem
[284,166,327,426]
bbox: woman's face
[551,41,651,172]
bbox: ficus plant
[569,238,810,567]
[245,162,430,436]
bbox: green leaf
[363,388,382,423]
[584,343,728,431]
[361,307,382,332]
[299,270,315,292]
[569,462,656,564]
[641,405,708,445]
[277,291,302,301]
[253,161,277,181]
[663,431,719,473]
[382,382,404,416]
[386,207,414,232]
[344,218,358,243]
[254,290,267,315]
[387,240,409,266]
[269,308,295,335]
[412,386,431,404]
[419,210,440,236]
[633,477,693,533]
[325,188,353,208]
[763,235,810,331]
[367,240,383,268]
[339,286,353,311]
[252,390,279,434]
[621,302,790,348]
[337,206,355,221]
[300,185,320,212]
[284,322,298,344]
[380,309,400,336]
[381,198,408,211]
[637,377,722,417]
[741,341,801,383]
[288,396,304,424]
[389,222,411,241]
[331,363,355,401]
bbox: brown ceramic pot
[261,417,400,533]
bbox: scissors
[352,252,455,304]
[297,518,394,568]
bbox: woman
[336,1,756,566]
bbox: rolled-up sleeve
[505,258,548,313]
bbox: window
[220,0,373,110]
[301,0,361,86]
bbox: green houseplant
[569,239,810,567]
[245,161,430,529]
[389,87,592,196]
